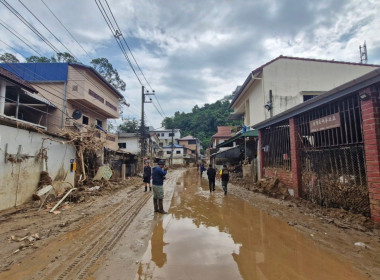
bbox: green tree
[90,58,126,91]
[162,99,240,150]
[51,52,78,63]
[26,56,52,62]
[118,119,139,133]
[26,52,78,63]
[0,53,20,63]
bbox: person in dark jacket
[200,163,206,177]
[219,164,230,195]
[152,160,168,214]
[143,160,152,192]
[206,164,216,192]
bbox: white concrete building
[229,56,379,127]
[117,132,140,154]
[162,144,187,165]
[153,128,181,147]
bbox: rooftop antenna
[359,41,368,64]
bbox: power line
[0,19,43,56]
[95,0,168,126]
[94,0,143,86]
[104,0,153,91]
[40,0,93,61]
[0,0,61,54]
[18,0,79,62]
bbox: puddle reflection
[136,169,365,280]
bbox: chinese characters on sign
[309,113,341,133]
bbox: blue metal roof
[0,63,68,82]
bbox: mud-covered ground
[0,168,379,279]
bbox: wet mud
[136,169,367,280]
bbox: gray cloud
[0,0,379,128]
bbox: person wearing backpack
[219,164,230,195]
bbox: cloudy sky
[0,0,379,129]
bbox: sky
[0,0,379,129]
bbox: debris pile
[8,233,41,253]
[231,174,290,200]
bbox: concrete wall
[0,124,76,210]
[118,136,140,154]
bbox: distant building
[153,128,181,147]
[117,132,140,154]
[211,126,233,148]
[178,135,201,162]
[162,144,187,165]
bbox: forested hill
[161,97,241,151]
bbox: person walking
[152,160,168,214]
[206,164,216,192]
[143,160,152,192]
[219,164,230,195]
[200,163,206,177]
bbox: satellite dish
[72,109,82,120]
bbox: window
[188,140,196,144]
[96,119,103,128]
[161,133,165,137]
[118,143,126,149]
[166,151,171,154]
[82,115,89,125]
[191,150,196,154]
[176,151,181,154]
[303,95,318,102]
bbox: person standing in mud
[152,160,168,214]
[219,164,230,195]
[206,164,216,192]
[143,160,152,192]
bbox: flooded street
[136,168,365,280]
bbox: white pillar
[0,80,6,115]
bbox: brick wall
[360,87,380,223]
[264,167,293,189]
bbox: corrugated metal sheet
[0,63,68,82]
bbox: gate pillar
[289,117,302,197]
[360,87,380,223]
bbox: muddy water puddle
[136,169,365,280]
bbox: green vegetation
[162,95,241,151]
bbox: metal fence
[296,94,369,215]
[261,120,291,170]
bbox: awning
[211,146,241,159]
[216,129,258,148]
[227,113,244,120]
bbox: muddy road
[0,168,379,279]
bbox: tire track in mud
[1,187,151,280]
[54,190,151,280]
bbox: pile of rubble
[231,174,290,200]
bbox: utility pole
[359,41,368,64]
[171,127,174,166]
[140,86,154,160]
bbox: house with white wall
[117,132,140,154]
[153,128,181,147]
[0,66,75,211]
[162,144,187,165]
[229,56,380,128]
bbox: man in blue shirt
[152,160,168,214]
